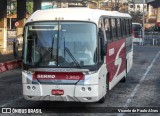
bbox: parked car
[132,23,143,45]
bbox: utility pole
[142,0,145,45]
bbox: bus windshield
[23,22,97,68]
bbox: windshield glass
[23,22,97,68]
[132,24,142,31]
[132,24,142,36]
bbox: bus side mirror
[98,28,104,36]
[102,43,107,56]
[99,39,107,56]
[98,31,107,56]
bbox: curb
[0,60,22,73]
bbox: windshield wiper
[35,47,53,67]
[35,36,54,67]
[65,47,81,68]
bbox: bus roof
[26,8,131,24]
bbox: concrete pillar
[17,0,26,37]
[0,0,7,51]
[33,0,42,12]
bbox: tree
[90,0,104,9]
[10,1,17,14]
[9,1,33,15]
[26,2,33,14]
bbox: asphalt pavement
[0,52,15,63]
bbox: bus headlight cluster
[27,86,30,90]
[88,87,92,91]
[32,86,36,90]
[82,87,85,91]
[27,86,36,90]
[81,87,92,91]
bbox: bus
[132,23,143,45]
[21,8,133,103]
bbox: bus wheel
[98,95,106,103]
[120,71,127,82]
[120,76,126,82]
[98,74,108,103]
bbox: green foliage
[10,2,17,14]
[26,2,33,14]
[9,1,33,15]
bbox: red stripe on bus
[33,72,84,80]
[106,39,126,82]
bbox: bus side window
[126,19,129,36]
[117,18,121,38]
[129,19,132,35]
[122,19,127,37]
[120,19,123,37]
[111,18,117,40]
[104,18,112,42]
[98,18,104,40]
[98,18,106,61]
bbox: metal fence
[144,32,160,46]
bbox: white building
[128,0,147,13]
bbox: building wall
[128,3,147,13]
[99,0,128,12]
[147,4,157,23]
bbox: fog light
[32,86,36,90]
[87,97,92,100]
[88,87,91,91]
[28,96,33,99]
[27,86,30,90]
[82,87,85,91]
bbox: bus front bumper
[23,84,100,102]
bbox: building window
[130,5,133,8]
[137,5,140,8]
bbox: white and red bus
[132,23,143,45]
[22,8,133,103]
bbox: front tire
[98,74,109,103]
[120,76,126,82]
[121,61,127,83]
[98,95,106,103]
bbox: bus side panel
[106,39,126,90]
[126,36,133,73]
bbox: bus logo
[2,108,11,113]
[37,74,56,79]
[66,75,81,80]
[109,48,115,56]
[114,42,125,78]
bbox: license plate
[51,90,64,95]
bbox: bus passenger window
[104,19,112,42]
[121,19,127,36]
[111,19,117,40]
[129,19,132,35]
[126,19,129,36]
[98,18,102,29]
[117,19,121,38]
[120,19,124,36]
